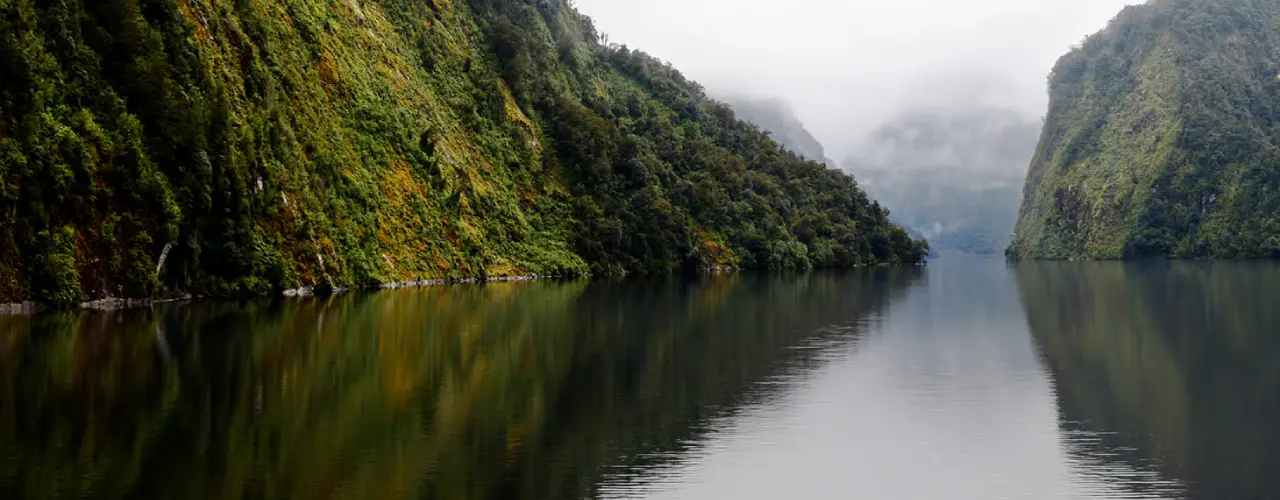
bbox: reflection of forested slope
[1016,262,1280,500]
[0,270,919,500]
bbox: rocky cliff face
[1011,0,1280,260]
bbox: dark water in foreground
[1,259,1278,499]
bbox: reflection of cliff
[1016,262,1280,500]
[0,269,919,500]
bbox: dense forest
[0,0,926,305]
[846,108,1038,254]
[1010,0,1280,260]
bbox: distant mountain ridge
[721,96,835,165]
[846,108,1040,254]
[851,107,1040,176]
[714,96,1036,254]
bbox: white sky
[572,0,1140,158]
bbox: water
[0,258,1276,499]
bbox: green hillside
[0,0,926,304]
[1011,0,1280,260]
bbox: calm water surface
[1,259,1277,499]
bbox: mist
[572,0,1138,160]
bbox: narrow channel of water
[2,258,1276,499]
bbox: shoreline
[0,263,926,315]
[0,273,574,316]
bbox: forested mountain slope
[1011,0,1280,260]
[0,0,925,304]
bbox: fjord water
[0,260,1276,499]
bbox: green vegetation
[1010,0,1280,260]
[0,0,926,304]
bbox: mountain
[1010,0,1280,260]
[721,96,834,165]
[0,0,926,304]
[845,108,1040,254]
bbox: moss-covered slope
[1010,0,1280,260]
[0,0,926,303]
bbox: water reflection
[8,260,1275,500]
[1017,261,1280,500]
[615,258,1079,500]
[0,269,918,499]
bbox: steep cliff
[0,0,926,304]
[1011,0,1280,260]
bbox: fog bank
[573,0,1139,158]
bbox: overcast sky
[572,0,1139,158]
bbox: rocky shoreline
[1,274,578,315]
[0,302,45,315]
[0,263,928,315]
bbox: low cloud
[573,0,1139,158]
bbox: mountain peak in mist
[845,107,1040,176]
[718,95,834,165]
[843,107,1042,254]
